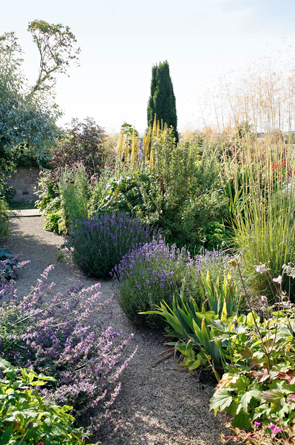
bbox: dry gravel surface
[3,215,233,445]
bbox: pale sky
[2,0,295,133]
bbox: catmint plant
[0,265,136,432]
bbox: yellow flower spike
[117,132,124,159]
[157,120,160,134]
[150,149,154,169]
[143,133,150,158]
[114,185,119,197]
[131,130,138,169]
[124,141,129,162]
[152,116,157,138]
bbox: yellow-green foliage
[0,358,89,444]
[58,162,89,230]
[0,198,9,239]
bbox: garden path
[3,216,231,445]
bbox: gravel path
[3,216,231,445]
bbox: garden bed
[2,215,230,445]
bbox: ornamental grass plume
[0,265,136,432]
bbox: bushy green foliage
[0,198,9,239]
[58,162,89,230]
[152,128,228,250]
[66,211,156,278]
[37,162,90,234]
[35,170,66,234]
[90,168,161,224]
[147,61,178,141]
[0,358,89,445]
[92,128,228,252]
[209,261,295,443]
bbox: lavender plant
[66,211,157,278]
[0,266,135,433]
[112,238,229,329]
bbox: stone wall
[8,167,40,202]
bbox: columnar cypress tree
[147,61,178,142]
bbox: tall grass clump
[58,161,89,230]
[66,211,158,278]
[112,238,230,329]
[228,141,295,300]
[208,54,295,300]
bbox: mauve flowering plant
[0,265,135,432]
[221,420,295,444]
[66,211,158,278]
[112,238,229,329]
[210,261,295,443]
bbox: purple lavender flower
[112,238,229,329]
[66,211,158,278]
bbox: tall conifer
[147,61,178,142]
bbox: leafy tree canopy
[28,20,80,95]
[120,122,139,142]
[0,20,80,163]
[50,117,106,176]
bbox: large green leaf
[240,388,262,412]
[0,425,14,445]
[210,388,233,415]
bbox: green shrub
[91,127,228,251]
[0,358,90,445]
[66,211,157,278]
[150,127,228,250]
[35,170,66,234]
[90,169,161,225]
[58,162,89,231]
[0,197,9,238]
